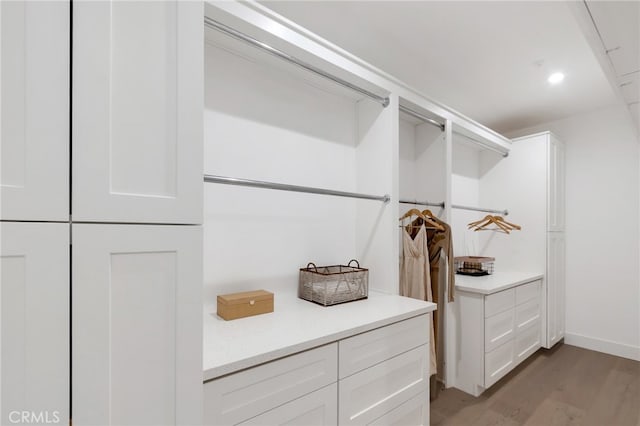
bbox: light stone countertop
[203,289,436,381]
[455,271,544,295]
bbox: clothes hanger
[468,215,520,233]
[495,216,521,230]
[468,215,493,227]
[421,209,435,219]
[400,209,444,231]
[468,215,511,233]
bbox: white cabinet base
[72,224,202,426]
[454,278,543,397]
[0,223,69,424]
[239,384,338,426]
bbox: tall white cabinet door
[72,224,202,426]
[0,222,69,424]
[72,1,203,224]
[0,1,69,221]
[547,135,565,232]
[546,232,566,348]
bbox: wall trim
[565,333,640,361]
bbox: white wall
[451,141,482,257]
[508,105,640,360]
[203,41,395,300]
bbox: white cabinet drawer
[516,280,541,305]
[204,343,337,426]
[239,384,337,426]
[485,309,516,353]
[368,390,429,426]
[515,298,541,331]
[515,320,541,365]
[484,339,515,388]
[339,345,428,425]
[339,315,429,379]
[485,288,515,318]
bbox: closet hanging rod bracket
[204,174,391,203]
[204,17,390,108]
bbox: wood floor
[431,343,640,426]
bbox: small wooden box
[217,290,274,321]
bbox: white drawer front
[485,288,515,318]
[485,309,515,353]
[515,298,541,331]
[239,384,337,426]
[516,280,541,305]
[339,315,429,379]
[204,344,337,426]
[515,321,541,365]
[339,345,428,425]
[484,340,515,388]
[368,390,429,426]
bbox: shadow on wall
[204,41,358,149]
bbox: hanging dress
[399,224,437,376]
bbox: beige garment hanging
[399,224,437,375]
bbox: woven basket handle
[306,262,318,272]
[347,259,360,268]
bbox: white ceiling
[259,1,636,135]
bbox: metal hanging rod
[204,17,390,108]
[454,131,509,158]
[204,174,391,203]
[399,199,445,208]
[451,204,508,216]
[399,106,445,131]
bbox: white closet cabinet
[547,233,566,347]
[72,1,203,224]
[482,132,565,348]
[204,315,430,426]
[0,1,69,221]
[0,222,69,425]
[454,278,543,397]
[72,224,202,426]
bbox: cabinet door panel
[546,233,565,348]
[515,320,541,365]
[0,1,69,220]
[484,288,514,318]
[547,136,565,231]
[204,344,337,426]
[484,339,514,388]
[485,309,516,353]
[339,314,428,379]
[72,224,202,426]
[369,391,429,426]
[73,1,202,224]
[0,223,69,424]
[239,384,337,426]
[339,345,428,425]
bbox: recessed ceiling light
[548,72,565,84]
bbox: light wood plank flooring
[431,343,640,426]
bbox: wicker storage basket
[454,256,495,276]
[299,259,368,306]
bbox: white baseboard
[564,333,640,361]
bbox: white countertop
[202,290,436,381]
[455,271,544,295]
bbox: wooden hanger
[421,209,435,219]
[468,215,520,234]
[495,216,521,230]
[400,209,445,231]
